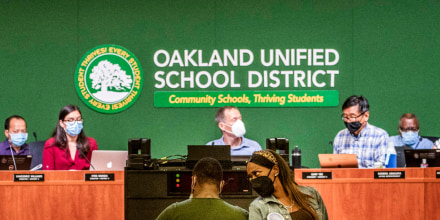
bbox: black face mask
[250,168,276,197]
[344,121,363,134]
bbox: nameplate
[14,174,45,182]
[437,171,440,178]
[302,172,332,179]
[374,171,405,179]
[85,173,115,181]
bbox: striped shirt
[333,123,389,168]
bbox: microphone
[33,132,38,142]
[30,164,43,171]
[77,145,95,171]
[9,146,17,171]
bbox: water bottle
[292,145,301,169]
[420,158,428,168]
[385,141,397,168]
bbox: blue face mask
[401,131,419,146]
[9,133,28,147]
[65,121,83,136]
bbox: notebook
[186,145,232,169]
[90,150,128,171]
[0,155,33,170]
[318,154,359,168]
[404,149,440,167]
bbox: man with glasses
[333,95,389,168]
[390,113,433,149]
[1,115,29,155]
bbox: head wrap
[249,150,278,169]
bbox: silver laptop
[90,150,128,171]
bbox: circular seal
[267,212,284,220]
[75,45,143,113]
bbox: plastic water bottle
[385,141,397,168]
[292,146,301,168]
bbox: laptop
[90,150,128,171]
[318,154,359,168]
[0,155,33,170]
[186,145,232,169]
[404,149,440,167]
[231,155,251,166]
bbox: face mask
[401,131,419,146]
[344,121,363,134]
[9,133,28,147]
[65,121,83,136]
[250,168,276,197]
[223,119,246,137]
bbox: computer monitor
[186,145,232,169]
[266,138,289,163]
[404,149,440,167]
[0,155,33,170]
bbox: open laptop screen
[90,150,128,171]
[186,145,231,169]
[404,149,440,167]
[0,155,33,170]
[318,154,358,168]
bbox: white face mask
[222,119,246,137]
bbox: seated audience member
[43,105,98,170]
[206,106,262,155]
[1,115,29,155]
[156,157,248,220]
[333,95,389,168]
[247,150,328,220]
[389,113,433,149]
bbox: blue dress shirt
[389,135,434,149]
[206,136,262,155]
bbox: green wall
[1,0,439,168]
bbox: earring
[275,173,278,177]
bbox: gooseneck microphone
[77,145,95,170]
[9,145,17,171]
[33,132,38,142]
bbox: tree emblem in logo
[75,45,143,113]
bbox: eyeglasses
[399,127,418,132]
[341,112,365,121]
[63,118,83,123]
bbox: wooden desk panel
[424,169,440,220]
[0,171,124,220]
[295,168,440,220]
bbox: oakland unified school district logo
[75,45,143,113]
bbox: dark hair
[51,105,90,157]
[399,113,419,129]
[5,115,26,130]
[192,157,223,188]
[215,106,238,124]
[342,95,369,113]
[251,150,318,219]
